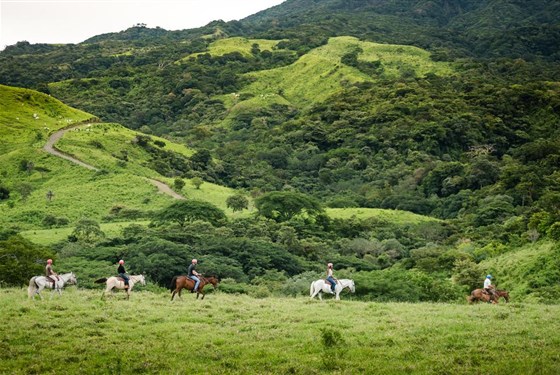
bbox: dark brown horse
[170,275,219,301]
[467,288,509,304]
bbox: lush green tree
[0,235,54,286]
[255,191,325,222]
[69,218,105,244]
[174,178,185,191]
[191,177,203,189]
[226,194,249,212]
[155,200,226,227]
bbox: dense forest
[1,0,559,302]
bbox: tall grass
[2,288,559,374]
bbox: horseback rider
[188,259,201,293]
[326,262,337,294]
[484,274,496,301]
[118,260,129,289]
[45,259,58,287]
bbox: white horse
[28,272,78,300]
[95,274,146,299]
[310,278,355,300]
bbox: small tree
[174,178,185,191]
[17,183,33,201]
[0,186,10,200]
[226,194,249,212]
[70,218,105,244]
[191,177,203,190]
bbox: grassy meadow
[2,288,559,374]
[217,36,454,115]
[183,36,290,60]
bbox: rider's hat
[119,259,124,265]
[486,274,492,279]
[47,259,52,264]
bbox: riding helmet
[47,259,52,264]
[486,274,492,279]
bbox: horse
[95,274,146,300]
[494,289,510,303]
[28,272,77,300]
[310,278,355,301]
[467,288,509,304]
[170,275,219,301]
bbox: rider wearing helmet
[326,262,337,294]
[484,274,495,300]
[118,260,129,289]
[188,259,200,293]
[45,259,58,286]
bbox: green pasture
[326,207,440,225]
[181,36,288,61]
[0,84,94,154]
[218,36,454,115]
[55,122,193,175]
[20,220,150,245]
[2,288,559,374]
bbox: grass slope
[218,36,453,115]
[0,84,94,154]
[481,241,559,303]
[327,207,440,225]
[181,36,287,60]
[0,85,250,231]
[1,289,559,374]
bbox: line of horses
[27,272,357,301]
[28,272,509,305]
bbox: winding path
[43,123,185,200]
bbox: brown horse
[170,275,219,301]
[494,289,510,303]
[467,288,509,304]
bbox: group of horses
[27,271,357,301]
[28,271,509,304]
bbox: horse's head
[139,275,146,286]
[207,276,219,288]
[349,279,356,293]
[69,272,78,285]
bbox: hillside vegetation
[1,0,560,307]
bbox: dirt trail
[44,123,185,200]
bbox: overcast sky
[0,0,286,50]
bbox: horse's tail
[310,281,315,297]
[94,277,107,284]
[169,276,178,291]
[28,277,38,299]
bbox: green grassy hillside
[481,241,560,303]
[218,36,453,114]
[0,84,94,154]
[182,36,288,60]
[1,289,559,374]
[0,85,254,231]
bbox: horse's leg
[318,292,323,301]
[171,289,176,301]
